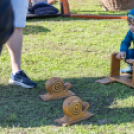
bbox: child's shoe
[9,70,37,88]
[120,63,133,74]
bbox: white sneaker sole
[9,79,35,89]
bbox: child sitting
[116,8,134,74]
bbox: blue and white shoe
[9,70,37,88]
[120,63,133,74]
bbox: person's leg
[48,0,56,4]
[7,0,37,88]
[120,49,134,73]
[126,49,134,59]
[7,28,23,74]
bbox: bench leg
[110,53,120,77]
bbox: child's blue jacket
[120,8,134,52]
[120,30,134,52]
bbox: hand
[116,52,126,59]
[126,59,134,64]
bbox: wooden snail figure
[55,96,94,126]
[39,77,75,101]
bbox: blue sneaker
[120,63,133,74]
[9,70,37,88]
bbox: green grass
[0,0,134,133]
[54,0,127,15]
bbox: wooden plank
[108,75,134,88]
[110,53,120,77]
[70,14,127,20]
[62,0,70,15]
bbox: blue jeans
[126,49,134,61]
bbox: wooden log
[70,14,127,20]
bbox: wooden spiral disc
[45,77,64,94]
[63,96,82,117]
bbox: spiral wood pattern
[63,96,82,117]
[51,81,64,93]
[45,77,64,94]
[69,102,82,115]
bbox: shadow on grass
[26,16,90,22]
[0,77,134,127]
[23,25,51,35]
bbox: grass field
[0,0,134,134]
